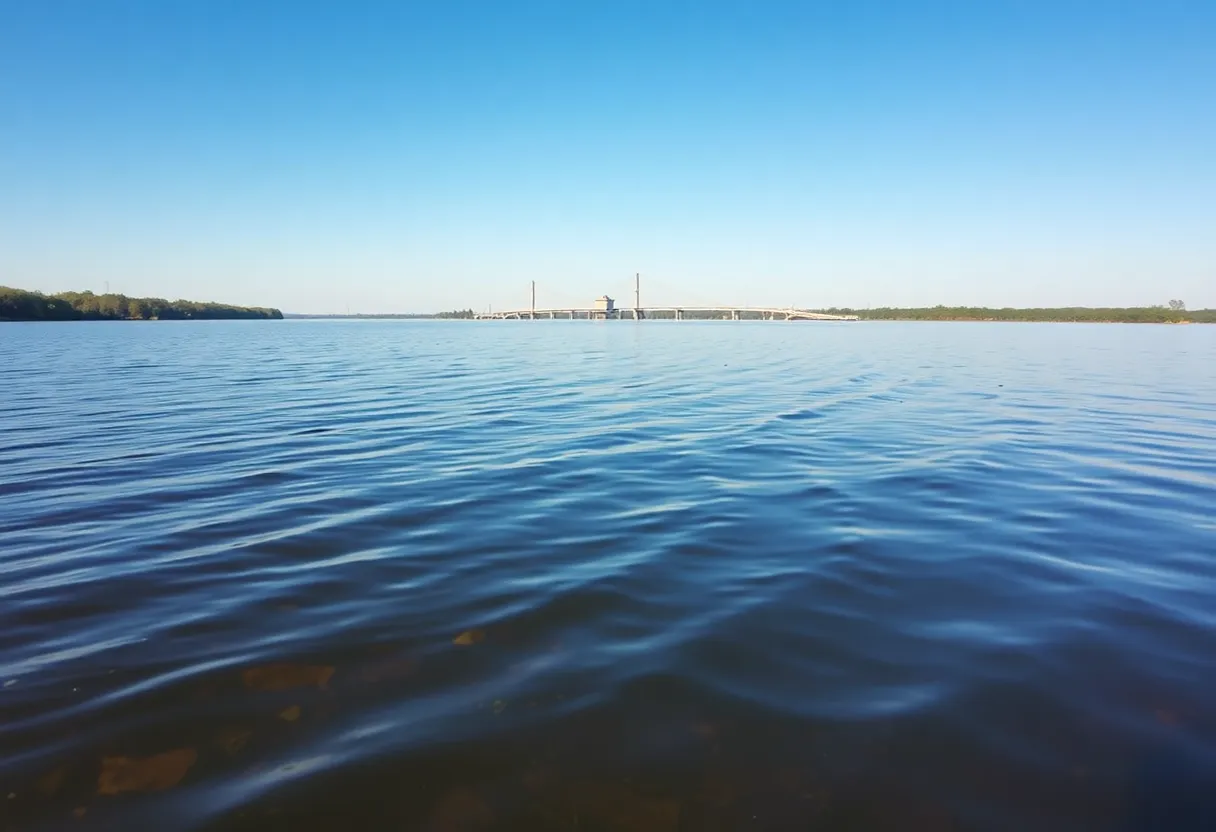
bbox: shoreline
[277,315,1210,325]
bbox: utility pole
[635,272,640,315]
[531,280,536,319]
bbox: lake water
[2,320,1214,831]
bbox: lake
[2,320,1214,831]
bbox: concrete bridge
[474,306,857,321]
[474,276,858,322]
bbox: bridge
[474,275,858,321]
[475,306,856,321]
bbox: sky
[1,0,1213,314]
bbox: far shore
[283,308,1213,324]
[1,286,282,321]
[6,284,1209,326]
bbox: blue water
[1,320,1214,831]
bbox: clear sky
[2,0,1213,313]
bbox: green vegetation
[623,305,1214,322]
[816,304,1214,324]
[0,286,282,321]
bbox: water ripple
[1,320,1215,830]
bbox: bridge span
[475,306,857,321]
[475,276,857,321]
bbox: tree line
[816,305,1214,324]
[0,286,283,321]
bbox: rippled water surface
[2,320,1215,831]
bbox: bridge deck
[475,307,857,321]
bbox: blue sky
[2,0,1213,313]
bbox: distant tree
[1168,299,1186,311]
[96,295,125,318]
[0,285,283,321]
[75,292,101,317]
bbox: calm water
[2,320,1215,831]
